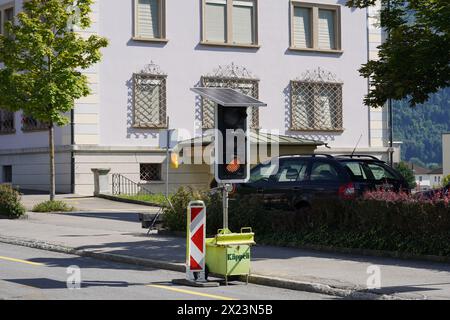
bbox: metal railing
[111,173,153,196]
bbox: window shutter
[232,1,254,44]
[318,89,333,129]
[205,0,227,43]
[318,9,336,50]
[293,7,312,48]
[136,0,160,39]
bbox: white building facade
[0,0,390,195]
[443,133,450,179]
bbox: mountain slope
[393,87,450,166]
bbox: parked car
[234,154,409,211]
[415,183,450,200]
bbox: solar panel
[191,87,267,107]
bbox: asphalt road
[0,243,335,300]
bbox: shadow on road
[3,278,142,289]
[59,211,142,223]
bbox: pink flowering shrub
[363,190,450,207]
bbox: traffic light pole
[222,186,229,230]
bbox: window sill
[22,128,48,132]
[200,41,260,49]
[132,37,169,43]
[133,125,168,129]
[289,128,344,133]
[140,180,164,184]
[288,47,343,54]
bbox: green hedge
[0,185,26,219]
[32,200,75,213]
[163,187,450,257]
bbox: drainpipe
[70,109,75,194]
[387,0,394,166]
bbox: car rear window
[340,160,398,181]
[342,162,368,180]
[366,163,397,180]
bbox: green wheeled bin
[205,228,255,285]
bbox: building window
[201,64,259,129]
[0,6,14,35]
[0,109,15,134]
[134,0,166,41]
[22,115,48,132]
[140,163,162,181]
[202,0,258,46]
[290,2,341,52]
[133,73,167,128]
[290,68,343,132]
[2,165,12,183]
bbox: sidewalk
[1,203,449,299]
[20,194,159,213]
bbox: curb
[243,274,397,300]
[0,235,401,300]
[97,194,164,208]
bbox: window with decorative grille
[133,73,167,128]
[22,115,48,132]
[201,76,259,129]
[290,80,343,132]
[0,109,15,134]
[140,163,162,181]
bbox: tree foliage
[0,0,108,125]
[393,87,450,166]
[346,0,450,107]
[395,161,417,189]
[443,175,450,188]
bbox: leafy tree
[443,175,450,187]
[395,161,417,189]
[346,0,450,107]
[0,0,108,200]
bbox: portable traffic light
[215,105,250,183]
[190,87,267,184]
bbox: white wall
[98,0,371,150]
[0,150,72,193]
[73,150,212,195]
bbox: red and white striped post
[186,200,206,282]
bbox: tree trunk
[49,123,55,201]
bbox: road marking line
[0,255,44,266]
[147,284,235,300]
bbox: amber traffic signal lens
[226,158,241,173]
